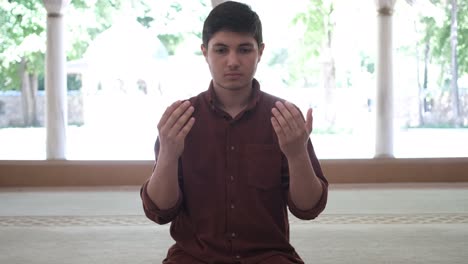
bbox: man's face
[201,31,264,91]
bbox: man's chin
[218,80,250,91]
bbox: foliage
[0,0,123,91]
[419,0,468,78]
[0,0,210,91]
[0,0,46,91]
[289,0,334,87]
[158,34,184,56]
[359,52,375,74]
[457,0,468,75]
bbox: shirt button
[235,255,241,259]
[230,175,234,181]
[231,232,236,238]
[230,204,235,209]
[230,146,235,151]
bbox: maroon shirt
[141,79,328,264]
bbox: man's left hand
[271,101,313,158]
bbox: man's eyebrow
[239,43,254,47]
[211,43,255,47]
[212,43,228,47]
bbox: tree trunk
[423,42,429,94]
[20,58,32,126]
[419,41,430,125]
[19,58,39,127]
[29,73,39,126]
[450,0,460,127]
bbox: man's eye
[215,48,227,54]
[239,48,252,54]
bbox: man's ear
[258,43,265,62]
[201,44,208,59]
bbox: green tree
[146,1,210,55]
[405,0,440,126]
[0,0,46,126]
[0,0,126,126]
[413,0,468,126]
[291,0,336,128]
[0,0,207,127]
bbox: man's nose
[227,51,240,68]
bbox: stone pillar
[43,0,71,159]
[374,0,396,158]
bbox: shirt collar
[205,78,261,114]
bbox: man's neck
[213,83,253,118]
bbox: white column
[374,0,396,158]
[43,0,70,160]
[211,0,227,8]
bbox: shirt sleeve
[286,140,329,220]
[140,179,183,225]
[287,178,328,220]
[140,137,183,225]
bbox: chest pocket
[244,144,282,190]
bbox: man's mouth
[225,73,242,78]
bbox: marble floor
[1,183,467,264]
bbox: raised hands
[157,100,195,161]
[271,101,313,159]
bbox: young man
[141,1,328,263]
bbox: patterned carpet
[2,213,468,226]
[1,184,467,263]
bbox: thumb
[306,108,313,134]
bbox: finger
[284,101,306,130]
[306,108,313,134]
[161,101,191,133]
[274,101,297,129]
[271,107,292,135]
[276,101,303,132]
[177,117,196,140]
[158,100,182,130]
[170,105,195,136]
[271,116,285,139]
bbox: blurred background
[0,0,466,160]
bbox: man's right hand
[146,101,194,210]
[157,100,195,161]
